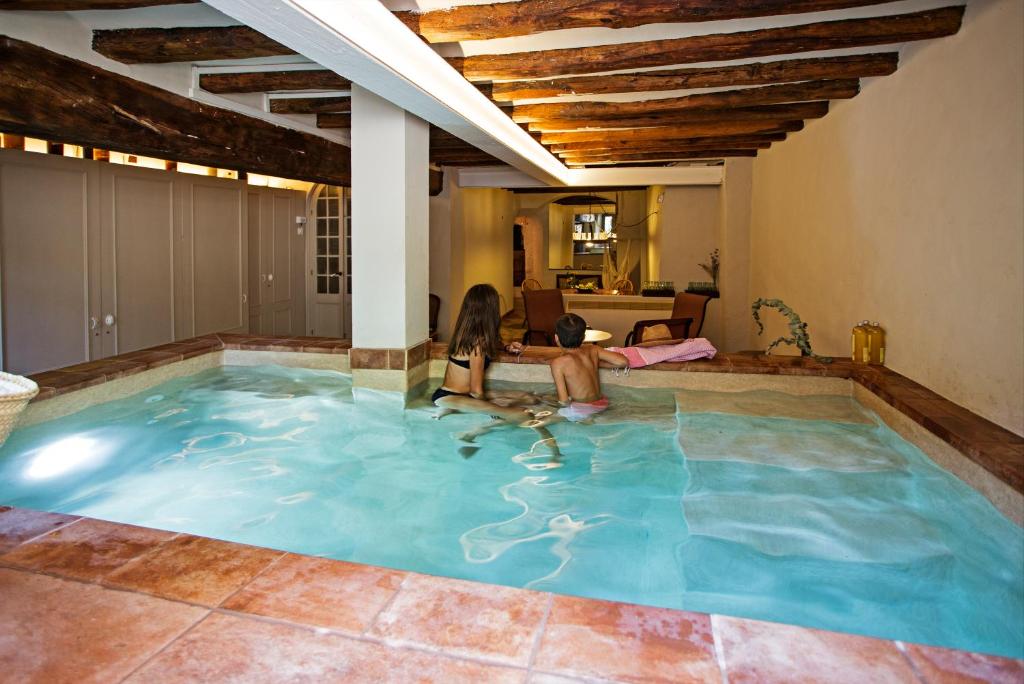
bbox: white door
[305,185,349,338]
[100,164,176,355]
[0,150,101,374]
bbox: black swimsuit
[431,355,492,403]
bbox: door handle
[89,317,99,330]
[104,314,116,327]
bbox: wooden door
[0,150,100,374]
[247,188,304,337]
[186,178,247,336]
[100,164,176,355]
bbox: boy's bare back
[550,344,629,404]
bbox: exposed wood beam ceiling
[3,0,967,171]
[448,7,963,80]
[393,0,896,42]
[527,102,829,133]
[93,25,292,63]
[540,120,804,145]
[566,149,760,165]
[512,79,859,123]
[0,0,195,8]
[0,35,350,185]
[268,97,351,115]
[200,70,351,94]
[551,133,789,153]
[490,53,897,101]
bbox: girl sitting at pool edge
[432,283,555,449]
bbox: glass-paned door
[306,185,350,338]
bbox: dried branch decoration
[751,298,832,362]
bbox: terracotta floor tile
[126,612,526,684]
[715,615,918,684]
[0,567,206,684]
[0,507,79,554]
[368,573,549,667]
[903,643,1024,684]
[533,595,718,684]
[103,534,283,606]
[222,554,404,634]
[0,518,175,582]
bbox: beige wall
[429,172,515,340]
[749,0,1024,434]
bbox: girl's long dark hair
[448,283,502,358]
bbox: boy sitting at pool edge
[548,313,629,422]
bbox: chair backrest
[522,288,565,345]
[612,279,635,295]
[670,293,712,337]
[627,317,692,346]
[428,293,441,335]
[521,278,542,292]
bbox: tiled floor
[1,506,1020,683]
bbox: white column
[350,84,429,350]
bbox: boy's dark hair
[555,313,587,348]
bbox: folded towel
[608,338,717,368]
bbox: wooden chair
[612,279,635,294]
[521,278,542,292]
[522,288,565,345]
[623,293,711,346]
[428,293,441,340]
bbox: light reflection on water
[0,366,1020,659]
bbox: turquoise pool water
[0,366,1020,657]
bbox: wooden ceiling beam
[492,53,896,102]
[0,0,195,8]
[542,120,802,144]
[0,35,350,185]
[528,101,828,133]
[200,70,351,94]
[93,25,293,64]
[551,133,787,154]
[394,0,894,43]
[570,149,759,165]
[560,140,773,157]
[514,79,857,123]
[269,96,350,115]
[451,7,964,80]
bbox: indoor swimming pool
[0,365,1020,658]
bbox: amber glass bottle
[867,322,886,365]
[852,321,869,363]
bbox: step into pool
[0,365,1020,658]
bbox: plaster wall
[429,173,515,340]
[749,0,1024,434]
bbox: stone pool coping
[24,333,1023,497]
[1,505,1021,683]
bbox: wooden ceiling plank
[454,7,964,80]
[528,101,828,132]
[394,0,894,43]
[0,35,350,185]
[269,96,350,115]
[0,0,196,8]
[541,120,803,144]
[93,25,293,64]
[316,112,350,129]
[551,133,787,153]
[491,53,896,101]
[200,70,351,94]
[571,149,760,164]
[514,79,857,122]
[560,140,773,157]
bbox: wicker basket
[0,372,38,446]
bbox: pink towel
[608,338,717,368]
